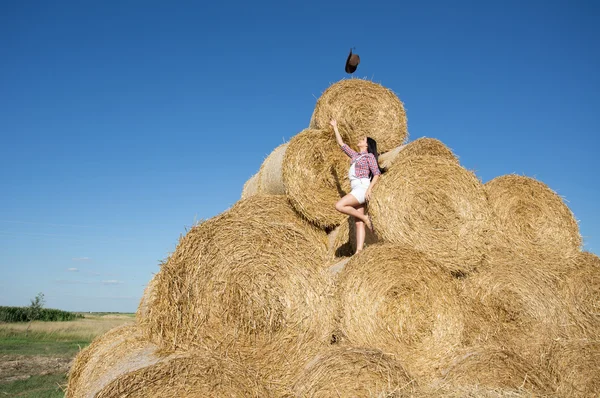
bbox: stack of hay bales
[67,78,598,397]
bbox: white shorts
[349,178,371,204]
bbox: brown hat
[345,48,360,74]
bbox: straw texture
[311,78,408,152]
[257,143,288,195]
[336,244,466,380]
[292,346,417,397]
[460,248,573,365]
[557,251,600,337]
[369,155,492,275]
[486,174,581,258]
[328,216,379,257]
[379,138,458,171]
[140,195,333,351]
[430,345,555,395]
[282,128,350,229]
[241,172,260,199]
[95,348,272,398]
[67,325,164,398]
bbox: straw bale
[336,244,466,379]
[430,345,555,395]
[66,325,166,398]
[140,195,333,351]
[241,172,260,199]
[311,78,408,152]
[282,128,350,229]
[378,138,458,171]
[95,348,272,398]
[460,248,572,363]
[557,251,600,337]
[328,216,379,257]
[136,273,158,320]
[547,339,600,397]
[485,174,581,259]
[292,346,418,397]
[369,155,492,275]
[257,142,288,195]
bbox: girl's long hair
[367,137,385,179]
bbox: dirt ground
[0,354,72,383]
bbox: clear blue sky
[1,1,598,312]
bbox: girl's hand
[330,119,337,128]
[365,189,372,201]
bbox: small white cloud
[55,279,93,285]
[102,280,124,285]
[72,257,91,262]
[67,268,79,272]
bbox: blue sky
[1,0,598,312]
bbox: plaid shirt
[340,144,382,179]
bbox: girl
[331,119,382,254]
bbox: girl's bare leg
[355,205,366,254]
[335,194,372,230]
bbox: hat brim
[345,51,359,74]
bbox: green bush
[0,306,83,322]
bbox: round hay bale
[136,274,158,320]
[241,172,260,199]
[460,248,571,362]
[328,216,379,257]
[378,144,406,170]
[95,349,271,398]
[311,78,408,152]
[66,325,165,398]
[292,346,417,397]
[282,128,350,229]
[257,143,288,195]
[379,138,458,170]
[548,339,600,397]
[558,251,600,337]
[369,155,492,275]
[430,345,555,394]
[337,244,466,378]
[141,195,333,351]
[485,174,581,258]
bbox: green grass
[0,330,92,357]
[0,373,67,397]
[0,315,135,397]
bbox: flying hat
[345,48,360,74]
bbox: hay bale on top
[430,345,555,395]
[370,155,491,275]
[67,325,165,398]
[336,244,465,379]
[141,195,333,351]
[311,78,408,153]
[485,174,581,258]
[96,349,271,398]
[328,216,378,257]
[292,346,417,397]
[558,251,600,337]
[547,339,600,397]
[257,142,288,195]
[282,128,350,229]
[379,137,458,170]
[241,172,259,199]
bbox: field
[0,313,135,397]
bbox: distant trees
[0,292,83,323]
[27,292,46,322]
